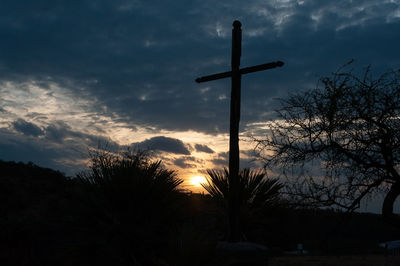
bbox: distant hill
[0,160,79,265]
[0,160,69,214]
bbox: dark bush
[76,149,184,264]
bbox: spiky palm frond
[75,149,184,264]
[77,149,183,219]
[202,168,229,199]
[250,175,284,208]
[201,168,283,208]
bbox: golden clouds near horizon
[0,80,263,191]
[189,175,207,187]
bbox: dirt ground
[269,255,400,266]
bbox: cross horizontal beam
[195,61,284,83]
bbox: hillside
[1,160,400,265]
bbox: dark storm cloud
[217,151,229,159]
[211,157,259,169]
[211,150,260,168]
[0,0,229,133]
[12,119,44,137]
[1,119,122,175]
[211,152,228,167]
[241,149,258,158]
[45,122,70,142]
[194,144,215,153]
[1,0,398,135]
[0,127,86,176]
[133,136,191,155]
[211,158,227,167]
[26,112,49,120]
[1,0,400,183]
[44,120,117,147]
[173,157,197,169]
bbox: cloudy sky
[1,0,400,195]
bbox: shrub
[202,168,283,208]
[76,148,183,264]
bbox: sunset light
[1,1,399,263]
[190,175,207,187]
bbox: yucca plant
[202,168,283,208]
[78,148,183,204]
[76,148,184,264]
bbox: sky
[1,0,400,204]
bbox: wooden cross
[195,20,284,242]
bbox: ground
[269,255,400,266]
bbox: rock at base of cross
[215,241,269,266]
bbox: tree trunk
[382,180,400,226]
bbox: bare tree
[255,63,400,224]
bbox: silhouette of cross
[195,20,284,242]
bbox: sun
[190,175,207,187]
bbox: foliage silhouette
[202,167,285,242]
[2,160,400,263]
[202,168,283,209]
[78,148,182,204]
[255,62,400,225]
[76,148,183,264]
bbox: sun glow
[190,175,207,187]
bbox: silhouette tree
[255,63,400,225]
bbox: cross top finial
[233,20,241,28]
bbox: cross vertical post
[195,20,284,242]
[229,20,242,242]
